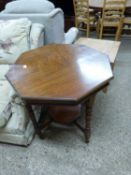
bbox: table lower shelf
[26,95,96,143]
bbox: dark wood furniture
[6,44,113,143]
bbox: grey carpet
[0,37,131,175]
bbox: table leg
[38,105,48,124]
[26,103,44,139]
[74,95,96,143]
[84,95,96,143]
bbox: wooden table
[6,44,113,143]
[89,0,131,16]
[75,38,120,69]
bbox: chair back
[102,0,127,23]
[73,0,90,20]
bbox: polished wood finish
[6,44,113,104]
[48,104,81,124]
[6,44,113,142]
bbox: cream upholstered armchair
[0,18,44,146]
[0,0,78,146]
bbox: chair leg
[115,27,121,41]
[96,22,100,38]
[75,19,78,28]
[99,25,103,39]
[115,25,123,41]
[86,24,90,37]
[115,19,124,41]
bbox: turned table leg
[26,103,44,139]
[74,95,96,143]
[84,95,96,143]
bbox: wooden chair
[123,17,131,34]
[97,0,127,40]
[73,0,96,37]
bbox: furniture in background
[6,44,113,143]
[96,0,127,41]
[89,0,131,10]
[1,0,131,31]
[50,0,131,31]
[75,37,120,69]
[89,0,131,16]
[0,0,78,146]
[0,0,75,31]
[0,0,78,45]
[123,17,131,34]
[73,0,96,36]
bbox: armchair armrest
[64,27,79,44]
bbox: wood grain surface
[6,44,113,104]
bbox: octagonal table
[6,44,113,143]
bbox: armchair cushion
[2,0,55,14]
[0,18,31,64]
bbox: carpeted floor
[0,37,131,175]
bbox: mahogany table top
[6,44,113,105]
[89,0,131,8]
